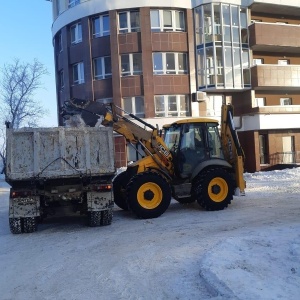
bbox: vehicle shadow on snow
[35,202,200,233]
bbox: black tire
[113,171,131,210]
[101,209,113,226]
[9,218,22,234]
[126,171,171,219]
[88,211,101,227]
[23,217,37,233]
[194,168,234,211]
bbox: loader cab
[163,119,224,178]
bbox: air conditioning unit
[192,91,207,102]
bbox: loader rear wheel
[195,168,234,211]
[9,218,22,234]
[126,172,171,219]
[113,171,130,211]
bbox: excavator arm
[221,104,246,195]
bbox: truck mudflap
[87,191,114,212]
[9,196,40,218]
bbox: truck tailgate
[6,126,115,181]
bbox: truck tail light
[11,191,32,198]
[93,184,112,192]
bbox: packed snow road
[0,169,300,300]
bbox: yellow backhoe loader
[62,99,246,219]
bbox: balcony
[249,22,300,53]
[251,105,300,114]
[251,64,300,90]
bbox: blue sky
[0,0,57,126]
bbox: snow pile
[200,226,300,299]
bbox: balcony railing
[251,64,300,90]
[267,151,300,165]
[249,22,300,53]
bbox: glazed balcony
[249,22,300,53]
[251,64,300,91]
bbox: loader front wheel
[113,171,130,211]
[126,172,171,219]
[195,168,234,211]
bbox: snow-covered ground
[0,169,299,300]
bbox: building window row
[92,95,189,119]
[255,97,293,107]
[72,52,188,84]
[56,8,188,52]
[253,58,291,66]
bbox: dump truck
[5,125,115,234]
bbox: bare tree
[0,128,5,174]
[0,58,48,173]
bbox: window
[118,11,140,33]
[259,135,268,164]
[127,144,144,162]
[70,23,82,44]
[278,59,289,65]
[253,58,264,65]
[255,97,265,107]
[150,9,185,32]
[92,15,110,37]
[153,53,188,75]
[280,98,292,106]
[206,95,223,116]
[72,62,84,85]
[96,98,113,105]
[155,95,190,117]
[123,96,145,118]
[121,53,142,76]
[56,32,62,53]
[69,0,80,8]
[93,56,112,80]
[57,0,64,14]
[59,70,64,89]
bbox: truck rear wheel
[126,171,171,219]
[9,218,22,234]
[23,217,37,233]
[101,209,113,226]
[113,171,130,211]
[88,211,101,227]
[195,168,234,211]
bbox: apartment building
[48,0,300,172]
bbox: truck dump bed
[6,126,115,182]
